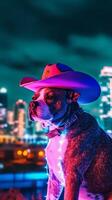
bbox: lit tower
[13,99,27,137]
[7,110,14,135]
[0,87,8,130]
[99,66,112,136]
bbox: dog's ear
[66,90,80,103]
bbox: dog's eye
[46,92,54,100]
[47,94,54,100]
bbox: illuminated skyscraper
[0,87,8,130]
[99,66,112,136]
[13,99,27,137]
[7,110,14,135]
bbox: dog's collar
[46,107,84,138]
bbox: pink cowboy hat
[19,63,101,104]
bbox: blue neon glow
[0,172,48,189]
[0,181,44,189]
[25,172,48,180]
[0,172,48,182]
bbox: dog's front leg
[46,168,63,200]
[64,169,81,200]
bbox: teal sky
[0,0,112,117]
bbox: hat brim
[20,71,101,104]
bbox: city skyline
[0,63,112,141]
[0,88,48,145]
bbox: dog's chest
[45,135,104,200]
[45,134,68,185]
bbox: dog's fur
[29,88,112,200]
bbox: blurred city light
[38,150,45,158]
[23,150,28,156]
[17,150,22,156]
[0,88,7,93]
[0,163,4,169]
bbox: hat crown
[42,63,73,80]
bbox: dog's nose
[29,101,40,108]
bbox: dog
[28,87,112,200]
[20,63,112,200]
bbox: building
[13,99,27,137]
[99,66,112,137]
[7,110,14,135]
[0,87,8,131]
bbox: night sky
[0,0,112,117]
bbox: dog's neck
[45,103,84,137]
[52,102,80,126]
